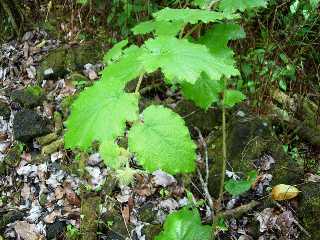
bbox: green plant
[224,170,257,196]
[66,224,81,240]
[64,7,241,176]
[155,207,212,240]
[64,0,268,238]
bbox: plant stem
[218,78,227,209]
[135,74,144,94]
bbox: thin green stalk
[135,73,144,93]
[218,78,227,209]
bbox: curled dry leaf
[271,184,300,201]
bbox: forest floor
[0,11,320,240]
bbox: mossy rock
[13,109,53,143]
[46,221,66,240]
[80,193,101,240]
[0,210,24,230]
[100,202,131,240]
[139,202,157,223]
[173,100,221,135]
[298,182,320,239]
[143,224,162,240]
[207,110,303,198]
[37,44,104,81]
[0,101,11,120]
[11,86,44,108]
[0,144,23,175]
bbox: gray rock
[46,221,66,240]
[13,110,52,143]
[0,210,24,230]
[11,86,44,108]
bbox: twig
[217,78,227,210]
[197,168,214,213]
[274,201,311,238]
[195,127,209,183]
[217,200,259,219]
[135,74,144,94]
[195,127,214,213]
[121,206,133,240]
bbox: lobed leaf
[219,0,268,13]
[181,73,223,110]
[103,39,129,64]
[140,37,239,84]
[132,20,184,36]
[155,207,211,240]
[64,80,139,150]
[153,7,239,24]
[128,105,196,174]
[198,23,245,68]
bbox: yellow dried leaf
[271,184,300,201]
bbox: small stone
[43,67,69,81]
[46,221,66,240]
[159,199,179,212]
[44,210,61,224]
[17,165,38,177]
[0,210,24,230]
[26,66,36,79]
[13,110,52,143]
[152,170,176,187]
[87,153,101,166]
[11,86,44,108]
[22,31,34,42]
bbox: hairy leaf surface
[140,37,238,84]
[101,45,146,85]
[103,39,129,64]
[219,0,268,13]
[64,80,139,150]
[100,141,129,169]
[181,73,223,110]
[154,7,239,24]
[192,0,210,8]
[155,208,211,240]
[128,105,196,174]
[132,20,184,36]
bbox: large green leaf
[155,208,211,240]
[181,74,223,110]
[64,80,139,150]
[132,20,184,36]
[101,45,146,85]
[198,23,245,67]
[153,7,239,24]
[103,39,129,64]
[140,37,239,84]
[219,0,268,13]
[128,105,196,174]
